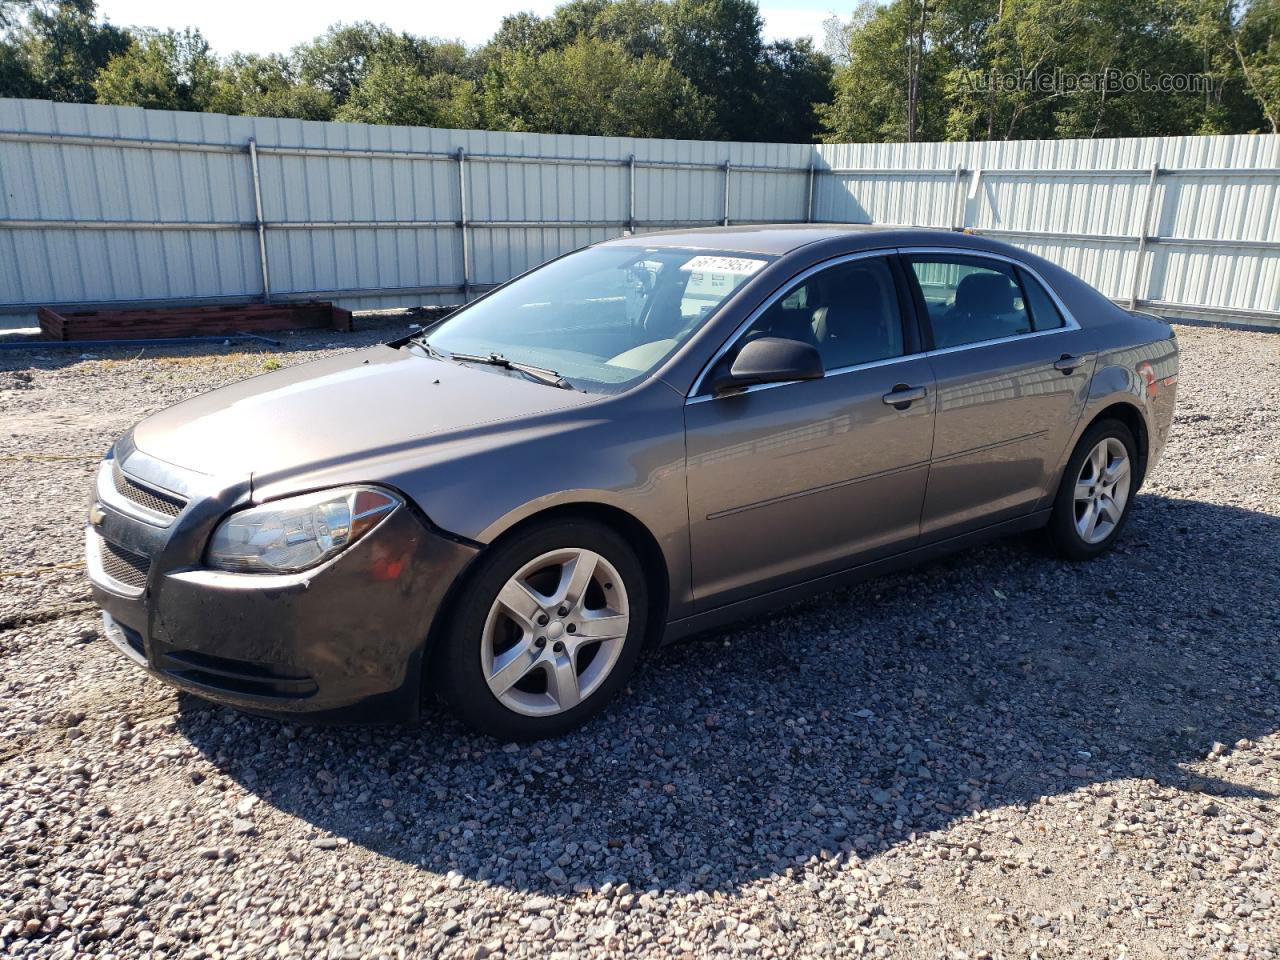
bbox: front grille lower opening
[121,624,145,659]
[160,649,318,699]
[99,539,151,590]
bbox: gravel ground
[1,321,1277,960]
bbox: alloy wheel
[1073,436,1132,545]
[480,548,630,717]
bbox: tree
[903,0,929,141]
[208,53,333,120]
[6,0,1272,142]
[0,34,36,98]
[819,0,942,142]
[1036,0,1215,139]
[95,28,218,111]
[1172,0,1260,134]
[293,23,470,106]
[1231,0,1280,131]
[0,0,32,30]
[479,0,793,139]
[3,0,129,102]
[660,0,765,138]
[484,0,665,60]
[757,38,834,142]
[824,0,1270,142]
[335,57,473,128]
[478,35,713,137]
[293,22,391,106]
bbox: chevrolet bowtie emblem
[89,503,105,526]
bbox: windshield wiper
[432,347,575,390]
[409,337,450,361]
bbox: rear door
[902,249,1096,541]
[684,253,936,609]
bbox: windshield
[422,246,773,392]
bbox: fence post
[1129,162,1160,310]
[806,160,816,223]
[949,163,964,230]
[722,161,732,226]
[457,148,470,302]
[628,154,636,234]
[248,138,271,302]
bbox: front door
[685,254,936,610]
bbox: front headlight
[206,486,401,573]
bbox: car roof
[606,223,993,257]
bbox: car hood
[128,344,598,484]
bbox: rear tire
[435,519,648,741]
[1048,419,1138,561]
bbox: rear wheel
[1048,419,1138,560]
[436,520,648,741]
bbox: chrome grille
[112,462,185,518]
[99,539,151,590]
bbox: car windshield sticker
[679,255,767,275]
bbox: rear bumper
[90,504,480,722]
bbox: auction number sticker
[679,255,767,275]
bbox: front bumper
[88,449,480,722]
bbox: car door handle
[882,384,927,408]
[1054,354,1084,373]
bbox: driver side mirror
[710,336,825,396]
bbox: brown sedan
[87,226,1178,740]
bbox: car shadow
[175,494,1279,895]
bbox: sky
[93,0,843,57]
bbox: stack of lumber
[38,302,352,341]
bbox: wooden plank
[38,307,69,340]
[37,302,348,341]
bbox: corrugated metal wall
[1,98,1277,327]
[814,136,1280,322]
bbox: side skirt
[662,509,1052,643]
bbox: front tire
[436,519,648,741]
[1048,419,1138,560]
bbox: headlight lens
[206,486,401,573]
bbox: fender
[1049,334,1178,503]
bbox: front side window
[728,256,906,373]
[424,246,772,392]
[907,256,1033,349]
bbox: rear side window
[907,256,1032,349]
[1018,268,1067,331]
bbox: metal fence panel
[814,134,1280,321]
[0,98,1277,327]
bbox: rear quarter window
[1018,268,1067,331]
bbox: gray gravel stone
[1,321,1277,959]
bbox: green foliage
[291,22,478,127]
[1232,0,1280,131]
[478,34,712,137]
[659,0,763,137]
[209,54,333,121]
[2,0,129,102]
[95,28,218,111]
[757,38,834,143]
[820,0,1274,142]
[335,58,472,128]
[0,0,1277,142]
[818,0,924,142]
[475,0,828,140]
